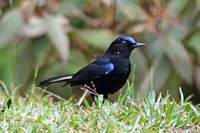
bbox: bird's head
[105,36,145,58]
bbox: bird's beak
[134,43,145,48]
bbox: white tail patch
[50,75,72,83]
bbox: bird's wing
[70,57,114,85]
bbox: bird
[38,36,145,100]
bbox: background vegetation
[0,0,200,103]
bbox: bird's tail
[37,75,73,87]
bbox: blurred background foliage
[0,0,199,104]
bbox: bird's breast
[103,58,131,94]
[113,59,131,75]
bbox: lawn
[0,85,199,132]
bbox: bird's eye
[122,41,127,46]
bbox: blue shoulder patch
[103,63,114,74]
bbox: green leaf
[167,0,189,14]
[79,29,114,50]
[44,14,70,62]
[0,9,23,48]
[161,35,193,84]
[131,49,148,81]
[53,1,94,25]
[140,54,171,95]
[189,31,200,59]
[118,3,146,20]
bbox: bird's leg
[78,82,99,106]
[77,89,89,106]
[82,83,98,95]
[90,81,96,92]
[81,82,106,106]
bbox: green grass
[0,85,199,132]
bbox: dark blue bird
[38,36,145,100]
